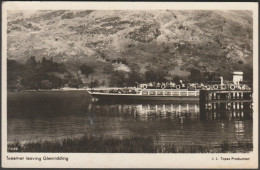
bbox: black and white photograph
[1,1,258,169]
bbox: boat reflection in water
[87,101,252,146]
[90,101,252,121]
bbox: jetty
[199,72,253,112]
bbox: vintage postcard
[1,1,258,169]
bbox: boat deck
[88,89,200,102]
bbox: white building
[233,71,243,84]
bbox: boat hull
[89,93,199,102]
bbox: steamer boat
[87,72,251,102]
[88,88,200,102]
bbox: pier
[199,71,253,113]
[199,90,253,112]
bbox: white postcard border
[1,1,258,169]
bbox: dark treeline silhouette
[108,69,211,87]
[8,57,253,90]
[7,56,83,90]
[145,70,167,83]
[109,70,144,87]
[108,68,252,88]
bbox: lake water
[7,91,253,147]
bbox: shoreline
[7,135,253,153]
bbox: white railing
[141,90,200,96]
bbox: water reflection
[7,91,253,147]
[234,121,245,140]
[89,102,252,122]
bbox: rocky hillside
[7,10,253,83]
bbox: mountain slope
[7,10,253,83]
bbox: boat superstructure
[88,88,200,102]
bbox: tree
[80,64,94,77]
[40,80,53,89]
[172,76,181,83]
[39,57,66,73]
[127,71,144,86]
[20,72,41,89]
[188,68,203,83]
[9,57,68,90]
[92,80,100,88]
[46,74,64,89]
[109,71,126,87]
[25,56,37,68]
[145,70,166,83]
[203,72,223,83]
[7,59,25,90]
[68,77,83,88]
[101,80,106,86]
[145,70,155,82]
[103,64,113,73]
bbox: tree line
[7,56,83,91]
[7,56,252,90]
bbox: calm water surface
[7,91,253,146]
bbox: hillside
[7,10,253,86]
